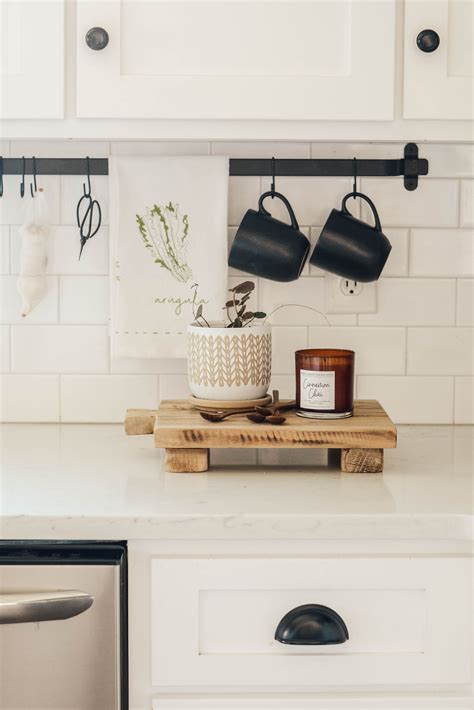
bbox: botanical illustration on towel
[136,202,192,283]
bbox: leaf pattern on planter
[188,332,272,387]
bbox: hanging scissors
[76,156,102,260]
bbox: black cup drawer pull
[275,604,349,645]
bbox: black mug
[228,191,310,282]
[310,192,392,282]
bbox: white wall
[0,140,472,424]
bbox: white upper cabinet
[0,0,64,118]
[404,0,473,119]
[76,0,396,120]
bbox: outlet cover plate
[325,275,377,314]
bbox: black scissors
[76,157,102,260]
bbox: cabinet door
[0,0,64,118]
[76,0,395,120]
[404,0,473,119]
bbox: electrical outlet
[324,274,377,314]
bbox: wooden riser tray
[125,399,397,474]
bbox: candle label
[300,369,335,410]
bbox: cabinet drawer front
[151,557,472,688]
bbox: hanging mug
[310,192,392,282]
[228,191,310,282]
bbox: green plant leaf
[242,311,254,320]
[253,311,267,318]
[229,281,255,294]
[196,304,203,318]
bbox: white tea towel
[110,156,229,358]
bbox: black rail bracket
[403,142,428,191]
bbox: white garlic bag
[17,189,50,317]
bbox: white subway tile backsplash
[454,377,474,424]
[1,325,10,372]
[59,276,109,324]
[460,181,473,227]
[456,280,474,326]
[359,278,456,326]
[0,226,10,274]
[407,328,474,375]
[421,144,474,178]
[0,140,471,424]
[0,374,60,422]
[110,357,187,375]
[159,374,190,400]
[269,374,295,399]
[410,229,474,277]
[10,141,110,158]
[60,375,158,422]
[357,376,454,424]
[61,175,109,225]
[0,176,60,225]
[228,177,261,225]
[110,141,210,155]
[309,142,474,177]
[308,326,406,375]
[10,225,109,275]
[360,178,459,228]
[1,275,58,324]
[11,325,108,373]
[310,142,404,160]
[212,142,310,158]
[271,326,308,374]
[266,177,353,226]
[260,277,325,325]
[381,229,409,277]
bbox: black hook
[30,156,37,198]
[271,156,276,198]
[352,157,357,199]
[20,157,26,198]
[0,157,3,198]
[83,156,92,196]
[76,156,102,260]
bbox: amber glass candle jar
[295,349,355,419]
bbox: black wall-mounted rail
[1,143,428,191]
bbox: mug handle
[342,192,382,232]
[258,191,300,231]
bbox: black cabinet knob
[416,29,440,53]
[86,27,109,51]
[275,604,349,646]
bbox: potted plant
[188,281,271,401]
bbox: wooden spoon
[256,401,296,416]
[246,412,267,423]
[266,414,286,425]
[199,408,255,422]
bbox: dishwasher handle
[0,590,94,625]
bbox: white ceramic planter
[187,323,272,400]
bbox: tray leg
[164,448,210,473]
[340,448,384,473]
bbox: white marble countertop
[0,423,472,544]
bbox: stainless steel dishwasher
[0,541,128,710]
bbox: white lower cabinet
[150,556,472,690]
